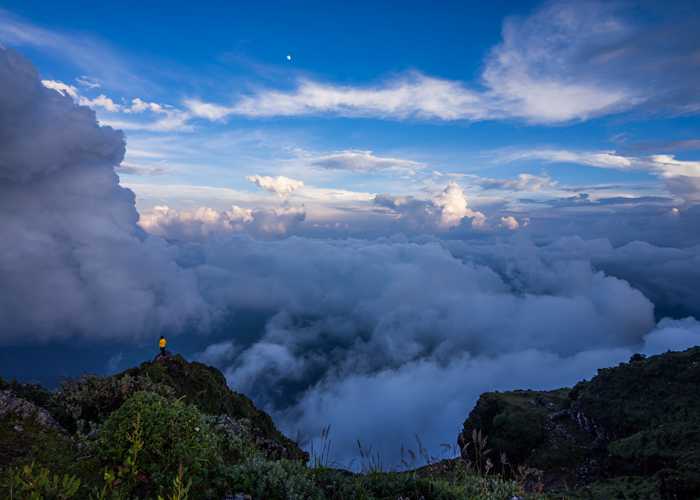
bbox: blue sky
[2,0,699,236]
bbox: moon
[286,54,292,61]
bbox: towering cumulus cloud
[0,47,204,342]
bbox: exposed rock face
[458,347,700,498]
[0,390,62,431]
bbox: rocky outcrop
[0,390,63,431]
[122,354,307,461]
[1,354,307,464]
[458,347,700,498]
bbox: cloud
[480,1,638,123]
[182,1,699,125]
[41,79,78,98]
[79,94,121,112]
[496,149,700,206]
[139,204,306,240]
[40,79,191,132]
[477,173,557,192]
[116,163,169,176]
[0,47,205,342]
[499,215,520,230]
[310,150,425,174]
[182,234,700,466]
[246,175,304,197]
[182,98,232,121]
[648,155,700,178]
[76,75,101,89]
[0,9,145,93]
[500,149,633,169]
[185,73,489,122]
[664,176,700,205]
[375,181,485,230]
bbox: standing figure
[159,335,167,356]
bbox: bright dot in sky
[671,207,680,215]
[286,54,292,61]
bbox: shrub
[4,462,81,500]
[57,374,174,434]
[95,391,221,497]
[224,455,324,500]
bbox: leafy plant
[95,391,221,497]
[5,462,81,500]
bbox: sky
[1,0,700,468]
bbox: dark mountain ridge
[1,348,699,499]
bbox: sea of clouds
[2,46,700,467]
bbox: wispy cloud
[498,148,700,179]
[182,1,698,125]
[41,79,192,132]
[0,9,146,92]
[310,150,426,175]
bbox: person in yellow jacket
[159,335,167,356]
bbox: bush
[57,374,174,434]
[224,456,324,500]
[95,391,221,497]
[3,462,81,500]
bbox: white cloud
[500,215,520,230]
[375,181,485,230]
[42,78,190,132]
[41,79,78,98]
[246,175,304,197]
[184,2,685,125]
[648,155,700,178]
[226,74,489,121]
[79,94,120,112]
[310,150,425,174]
[500,149,633,169]
[183,98,233,121]
[480,1,638,123]
[126,97,165,114]
[139,204,306,239]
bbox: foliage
[56,373,175,434]
[4,462,81,500]
[95,391,221,497]
[224,455,324,500]
[122,355,307,461]
[460,347,700,498]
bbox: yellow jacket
[159,338,167,349]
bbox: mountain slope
[458,347,700,498]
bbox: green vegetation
[460,347,700,499]
[0,355,537,499]
[3,348,698,498]
[96,391,221,497]
[4,462,81,500]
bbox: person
[159,335,167,356]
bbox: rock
[0,390,62,431]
